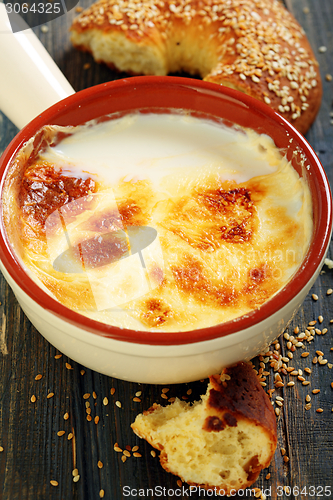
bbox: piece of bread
[131,362,277,494]
[70,0,322,135]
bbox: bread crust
[131,362,277,493]
[71,0,322,135]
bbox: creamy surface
[4,112,313,332]
[42,113,278,185]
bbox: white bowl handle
[0,3,75,130]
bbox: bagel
[70,0,322,135]
[131,362,278,494]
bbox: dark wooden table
[0,0,332,499]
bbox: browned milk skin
[4,113,313,332]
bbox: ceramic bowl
[0,76,331,383]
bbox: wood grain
[0,0,333,499]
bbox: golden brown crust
[131,362,277,494]
[71,0,322,135]
[207,362,277,444]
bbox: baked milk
[3,112,313,332]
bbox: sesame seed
[57,431,65,437]
[318,315,324,323]
[123,450,131,457]
[312,389,321,394]
[35,374,43,381]
[99,490,105,498]
[30,395,36,403]
[132,446,139,452]
[115,401,122,408]
[316,408,324,413]
[275,408,280,416]
[312,294,319,301]
[83,393,90,400]
[318,46,327,53]
[94,416,100,424]
[66,363,73,370]
[64,412,69,420]
[80,370,85,375]
[151,450,156,457]
[133,452,142,457]
[0,446,3,452]
[121,455,127,463]
[98,460,103,469]
[133,397,141,402]
[103,397,108,406]
[54,354,62,359]
[110,388,116,395]
[114,445,123,453]
[287,381,295,387]
[50,480,58,487]
[301,352,310,357]
[306,395,311,402]
[86,415,92,422]
[73,475,80,483]
[135,391,142,397]
[68,433,74,440]
[93,392,97,399]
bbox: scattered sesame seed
[68,433,74,440]
[265,473,271,480]
[54,354,62,359]
[98,460,103,469]
[133,397,141,402]
[318,46,327,53]
[64,412,69,420]
[326,75,333,82]
[86,415,92,422]
[73,475,80,483]
[121,455,127,463]
[312,294,319,301]
[312,389,321,394]
[83,393,90,399]
[31,395,36,403]
[57,431,65,437]
[110,388,116,395]
[115,401,122,408]
[0,446,3,452]
[103,397,108,406]
[133,452,142,457]
[114,444,123,453]
[303,7,310,14]
[99,489,105,498]
[35,374,43,381]
[41,25,49,33]
[50,480,58,487]
[83,63,91,70]
[151,450,156,458]
[94,416,100,424]
[316,408,324,413]
[283,456,290,463]
[66,363,73,370]
[80,370,85,375]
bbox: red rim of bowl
[0,76,331,345]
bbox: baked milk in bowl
[0,77,331,383]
